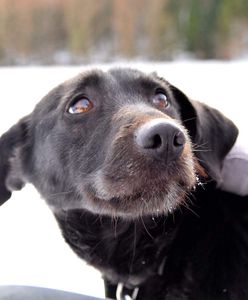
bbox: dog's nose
[135,120,186,161]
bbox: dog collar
[107,257,166,300]
[115,283,139,300]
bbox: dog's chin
[80,159,197,218]
[82,179,195,219]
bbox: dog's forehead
[33,68,172,119]
[108,68,163,87]
[68,68,170,94]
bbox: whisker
[191,142,210,152]
[129,222,137,274]
[111,215,119,237]
[181,194,200,218]
[182,117,197,123]
[192,149,211,153]
[194,157,206,164]
[140,216,154,239]
[48,190,74,197]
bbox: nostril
[150,134,162,149]
[136,130,163,150]
[173,131,186,147]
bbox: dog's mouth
[104,182,189,216]
[82,161,197,218]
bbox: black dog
[1,68,247,300]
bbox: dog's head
[0,68,238,218]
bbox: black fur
[1,68,246,300]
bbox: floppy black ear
[0,116,30,205]
[170,85,239,182]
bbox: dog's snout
[135,120,186,161]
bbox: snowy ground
[0,61,247,298]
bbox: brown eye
[152,93,169,109]
[68,98,93,114]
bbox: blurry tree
[168,0,248,59]
[217,0,248,58]
[144,0,174,59]
[63,0,98,56]
[0,0,248,64]
[61,0,113,61]
[112,0,136,57]
[185,0,221,58]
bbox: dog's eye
[152,93,169,109]
[68,98,93,114]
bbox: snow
[0,61,247,298]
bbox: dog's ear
[170,85,239,181]
[0,116,30,205]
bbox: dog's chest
[55,211,175,285]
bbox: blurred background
[0,0,248,65]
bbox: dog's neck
[54,209,184,286]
